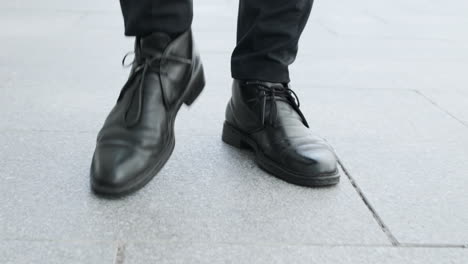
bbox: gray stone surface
[0,132,388,245]
[1,0,468,262]
[421,89,468,126]
[125,242,468,264]
[297,88,468,244]
[1,241,116,264]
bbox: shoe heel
[222,122,248,149]
[184,65,206,106]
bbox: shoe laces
[118,51,192,128]
[246,81,309,128]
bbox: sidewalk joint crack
[337,157,400,246]
[413,89,468,128]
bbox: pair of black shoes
[91,30,340,196]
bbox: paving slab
[295,88,468,244]
[0,9,83,37]
[0,0,120,12]
[125,242,468,264]
[314,0,468,40]
[315,13,468,41]
[0,132,388,245]
[420,89,468,127]
[0,241,115,264]
[291,55,468,91]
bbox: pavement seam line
[413,89,468,128]
[337,157,400,246]
[2,238,466,249]
[113,241,126,264]
[399,243,468,249]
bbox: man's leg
[90,0,205,196]
[231,0,313,83]
[120,0,193,38]
[223,0,340,187]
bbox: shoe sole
[91,64,206,197]
[222,122,340,187]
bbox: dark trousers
[120,0,313,83]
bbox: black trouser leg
[120,0,312,82]
[231,0,314,83]
[120,0,193,37]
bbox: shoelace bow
[119,51,192,127]
[246,81,309,128]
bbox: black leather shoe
[222,80,340,187]
[91,30,205,196]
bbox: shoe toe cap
[90,144,149,192]
[283,143,338,176]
